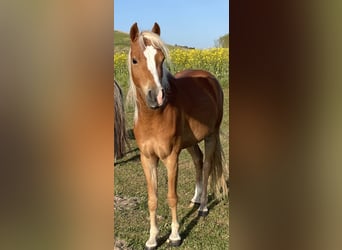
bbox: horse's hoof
[145,245,157,250]
[168,239,182,247]
[188,201,200,208]
[198,210,209,217]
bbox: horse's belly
[180,119,213,148]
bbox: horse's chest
[134,127,176,159]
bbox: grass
[114,80,229,250]
[114,31,132,53]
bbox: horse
[127,22,228,249]
[114,80,127,161]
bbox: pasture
[114,46,229,249]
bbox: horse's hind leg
[187,145,203,206]
[199,134,217,216]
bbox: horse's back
[175,69,223,103]
[175,69,215,79]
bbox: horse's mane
[127,31,173,122]
[140,31,170,64]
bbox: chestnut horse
[127,22,228,249]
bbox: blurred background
[1,0,342,249]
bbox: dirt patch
[114,196,140,211]
[114,239,132,250]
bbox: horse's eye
[132,58,138,64]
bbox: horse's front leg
[141,154,159,250]
[163,152,182,246]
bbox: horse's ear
[130,22,139,42]
[151,22,160,36]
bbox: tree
[215,34,229,48]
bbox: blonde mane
[139,31,170,64]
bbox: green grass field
[114,31,132,53]
[114,31,229,249]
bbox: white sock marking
[191,182,203,203]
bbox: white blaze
[143,45,162,89]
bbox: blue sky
[114,0,229,49]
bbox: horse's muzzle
[146,88,165,109]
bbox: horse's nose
[157,88,164,106]
[147,89,154,100]
[146,89,158,109]
[147,88,164,109]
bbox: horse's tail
[114,80,128,160]
[209,132,229,199]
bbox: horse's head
[128,22,168,109]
